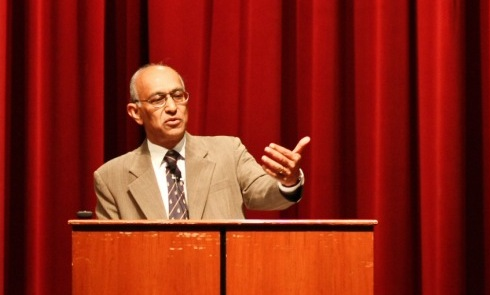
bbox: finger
[262,164,292,184]
[292,136,311,154]
[261,155,286,172]
[262,165,283,177]
[269,136,311,158]
[267,143,290,156]
[264,146,294,168]
[267,143,299,163]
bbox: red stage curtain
[1,0,490,294]
[0,0,7,292]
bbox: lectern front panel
[226,231,374,295]
[72,230,220,295]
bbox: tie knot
[164,150,180,170]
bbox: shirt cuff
[278,169,305,193]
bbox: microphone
[76,210,93,219]
[167,162,182,181]
[173,167,182,181]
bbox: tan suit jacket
[94,133,301,219]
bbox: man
[94,63,310,219]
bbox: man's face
[129,66,189,149]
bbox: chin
[166,128,185,140]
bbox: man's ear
[127,103,144,125]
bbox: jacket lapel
[185,134,216,219]
[127,141,167,219]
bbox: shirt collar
[147,137,186,167]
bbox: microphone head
[174,168,182,180]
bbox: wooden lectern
[69,219,377,295]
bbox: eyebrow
[147,87,184,99]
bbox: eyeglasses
[135,89,189,108]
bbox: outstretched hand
[261,136,311,187]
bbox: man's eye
[150,95,166,104]
[172,91,184,98]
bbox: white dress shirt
[147,138,187,217]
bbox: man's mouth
[165,118,181,127]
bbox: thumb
[292,136,311,154]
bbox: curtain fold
[0,0,7,292]
[353,1,420,293]
[417,1,466,293]
[482,2,490,295]
[1,0,490,294]
[103,0,148,160]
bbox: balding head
[129,63,185,102]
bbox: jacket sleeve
[232,137,302,210]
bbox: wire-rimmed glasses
[135,89,189,108]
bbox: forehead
[136,66,183,95]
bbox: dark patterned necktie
[164,150,189,219]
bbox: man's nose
[164,96,178,111]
